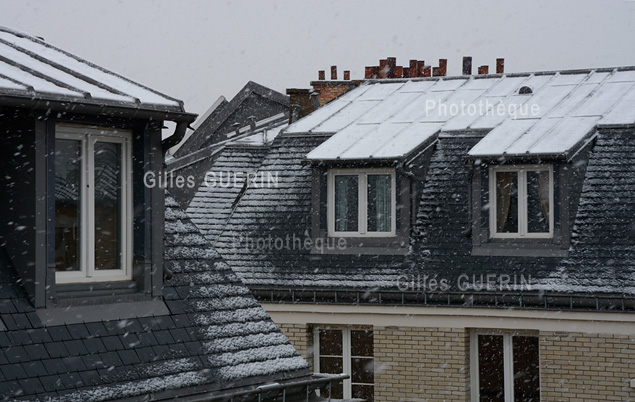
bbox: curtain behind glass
[527,170,550,233]
[367,175,391,232]
[335,175,359,232]
[495,171,518,233]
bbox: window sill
[310,233,409,255]
[36,299,169,326]
[471,244,568,258]
[53,281,150,307]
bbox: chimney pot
[478,65,489,75]
[343,70,350,80]
[403,67,410,78]
[496,58,505,74]
[423,65,431,77]
[331,66,337,80]
[395,66,403,78]
[318,70,325,80]
[462,56,473,75]
[432,67,441,77]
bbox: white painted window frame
[488,164,554,239]
[327,168,396,237]
[313,326,374,400]
[55,124,133,284]
[469,330,541,402]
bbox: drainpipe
[161,121,190,154]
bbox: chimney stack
[438,59,447,76]
[478,65,489,75]
[387,57,397,78]
[318,70,325,80]
[496,58,505,74]
[417,61,426,77]
[343,70,350,80]
[365,66,379,79]
[379,59,389,78]
[409,60,418,78]
[462,56,472,75]
[331,66,337,80]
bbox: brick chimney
[311,64,362,106]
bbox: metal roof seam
[0,37,138,104]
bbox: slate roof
[185,120,288,242]
[188,67,635,309]
[174,81,289,158]
[211,135,406,289]
[0,194,309,401]
[297,68,635,161]
[0,26,190,116]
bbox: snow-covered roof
[296,68,635,160]
[0,193,311,400]
[0,26,186,113]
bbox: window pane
[351,357,374,384]
[478,334,505,402]
[55,139,82,272]
[335,175,359,232]
[94,142,122,271]
[527,171,550,233]
[495,171,518,233]
[320,379,344,399]
[352,384,374,401]
[319,329,343,356]
[367,175,392,232]
[351,330,374,357]
[319,356,343,374]
[513,336,540,402]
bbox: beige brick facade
[540,331,635,401]
[373,326,470,401]
[276,319,635,401]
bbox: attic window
[54,125,133,283]
[489,165,553,239]
[518,86,533,95]
[327,168,396,237]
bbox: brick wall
[540,331,635,401]
[278,323,313,367]
[374,326,470,401]
[275,320,635,402]
[310,81,360,106]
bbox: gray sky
[1,0,634,122]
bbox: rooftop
[293,67,635,161]
[0,26,193,118]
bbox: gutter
[148,373,349,402]
[0,94,197,123]
[0,93,198,154]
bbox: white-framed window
[488,165,553,239]
[314,327,374,401]
[54,124,133,283]
[327,168,396,237]
[470,331,540,402]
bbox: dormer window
[518,86,533,95]
[327,168,396,237]
[54,125,133,283]
[489,165,553,239]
